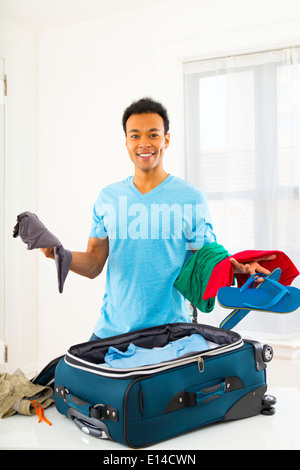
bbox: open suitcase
[54,322,275,448]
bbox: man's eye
[131,135,139,139]
[150,133,158,138]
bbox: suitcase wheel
[262,394,277,406]
[261,406,276,416]
[261,394,276,416]
[262,344,273,362]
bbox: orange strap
[30,400,52,426]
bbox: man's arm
[40,237,109,279]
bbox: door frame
[0,41,23,373]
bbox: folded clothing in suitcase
[54,322,275,448]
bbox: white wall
[2,0,300,374]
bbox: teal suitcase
[54,322,275,448]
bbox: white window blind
[184,47,300,338]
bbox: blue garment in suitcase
[54,322,275,448]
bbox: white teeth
[139,153,153,157]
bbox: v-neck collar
[129,174,172,199]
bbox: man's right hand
[40,237,109,279]
[40,247,55,259]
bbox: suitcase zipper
[197,357,204,373]
[65,337,243,378]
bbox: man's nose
[139,140,151,147]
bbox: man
[41,97,273,339]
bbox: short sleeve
[184,192,216,250]
[89,192,108,238]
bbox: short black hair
[122,97,170,135]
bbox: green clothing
[174,242,230,313]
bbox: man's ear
[165,132,170,149]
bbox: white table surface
[1,387,299,451]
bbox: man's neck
[133,168,169,194]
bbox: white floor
[1,387,299,451]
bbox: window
[184,48,300,336]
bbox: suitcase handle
[193,376,244,405]
[164,376,244,414]
[194,381,226,405]
[67,407,112,440]
[57,386,119,421]
[73,417,109,439]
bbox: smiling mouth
[137,152,155,159]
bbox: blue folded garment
[104,334,210,369]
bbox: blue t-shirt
[104,334,210,368]
[89,175,216,338]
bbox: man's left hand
[230,255,277,283]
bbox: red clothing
[203,250,299,300]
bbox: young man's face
[125,113,170,172]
